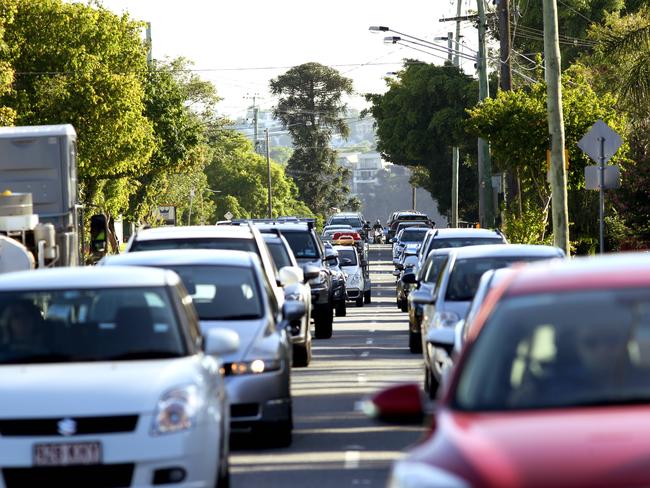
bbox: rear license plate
[33,441,102,466]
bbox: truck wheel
[409,329,422,354]
[355,295,364,307]
[364,290,371,304]
[335,300,347,317]
[293,342,311,367]
[314,307,333,339]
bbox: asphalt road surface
[231,244,426,488]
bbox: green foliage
[365,61,479,220]
[1,0,155,214]
[270,62,355,216]
[270,146,293,165]
[466,68,629,248]
[0,0,16,125]
[205,128,313,221]
[503,201,552,245]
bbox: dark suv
[256,222,336,339]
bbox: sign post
[577,120,623,254]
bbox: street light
[384,36,401,44]
[368,26,389,32]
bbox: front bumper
[225,364,291,433]
[346,288,362,299]
[0,413,222,488]
[310,284,330,306]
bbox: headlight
[388,461,470,488]
[225,359,282,375]
[152,385,202,435]
[309,270,327,286]
[436,311,460,328]
[350,273,361,286]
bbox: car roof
[506,252,650,296]
[255,222,310,232]
[432,228,504,238]
[132,225,253,241]
[400,226,430,232]
[101,249,257,268]
[0,266,179,291]
[449,244,564,260]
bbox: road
[231,244,425,488]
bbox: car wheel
[355,295,364,307]
[215,457,230,488]
[364,290,371,304]
[400,299,408,313]
[408,329,422,354]
[314,306,333,339]
[293,342,311,367]
[335,300,347,317]
[425,367,439,400]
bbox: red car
[370,253,650,488]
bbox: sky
[100,0,481,119]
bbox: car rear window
[130,237,257,254]
[401,229,429,242]
[329,217,362,227]
[0,287,185,364]
[165,265,263,321]
[455,288,650,411]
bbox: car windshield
[445,256,550,301]
[455,289,650,411]
[283,232,319,259]
[130,237,257,253]
[0,288,185,364]
[166,265,263,321]
[400,229,428,242]
[329,217,362,227]
[429,237,504,250]
[266,241,292,269]
[338,249,357,266]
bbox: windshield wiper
[563,396,650,408]
[105,350,183,361]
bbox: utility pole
[146,23,152,66]
[543,0,570,254]
[265,129,273,218]
[412,186,417,211]
[450,0,463,228]
[477,0,494,228]
[253,99,259,154]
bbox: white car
[334,245,368,307]
[0,266,238,487]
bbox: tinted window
[338,249,357,266]
[131,237,257,254]
[455,289,650,411]
[266,241,292,269]
[429,237,505,251]
[401,230,428,242]
[329,217,362,227]
[445,256,549,301]
[0,288,185,364]
[167,265,263,321]
[283,232,319,259]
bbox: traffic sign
[224,211,233,220]
[577,120,622,164]
[585,165,621,190]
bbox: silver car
[419,244,566,398]
[101,250,303,447]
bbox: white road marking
[365,339,373,345]
[361,351,370,358]
[344,450,361,469]
[357,374,367,384]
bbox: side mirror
[427,327,456,356]
[390,238,396,243]
[361,383,426,424]
[302,264,320,282]
[395,263,404,271]
[410,288,436,305]
[204,328,240,356]
[279,266,303,286]
[401,272,417,284]
[392,269,401,277]
[282,300,306,322]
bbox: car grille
[3,464,134,488]
[0,415,139,436]
[231,403,259,418]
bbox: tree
[0,0,16,126]
[466,67,629,250]
[1,0,154,215]
[204,127,313,220]
[365,61,479,220]
[270,62,355,215]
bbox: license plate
[33,441,102,466]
